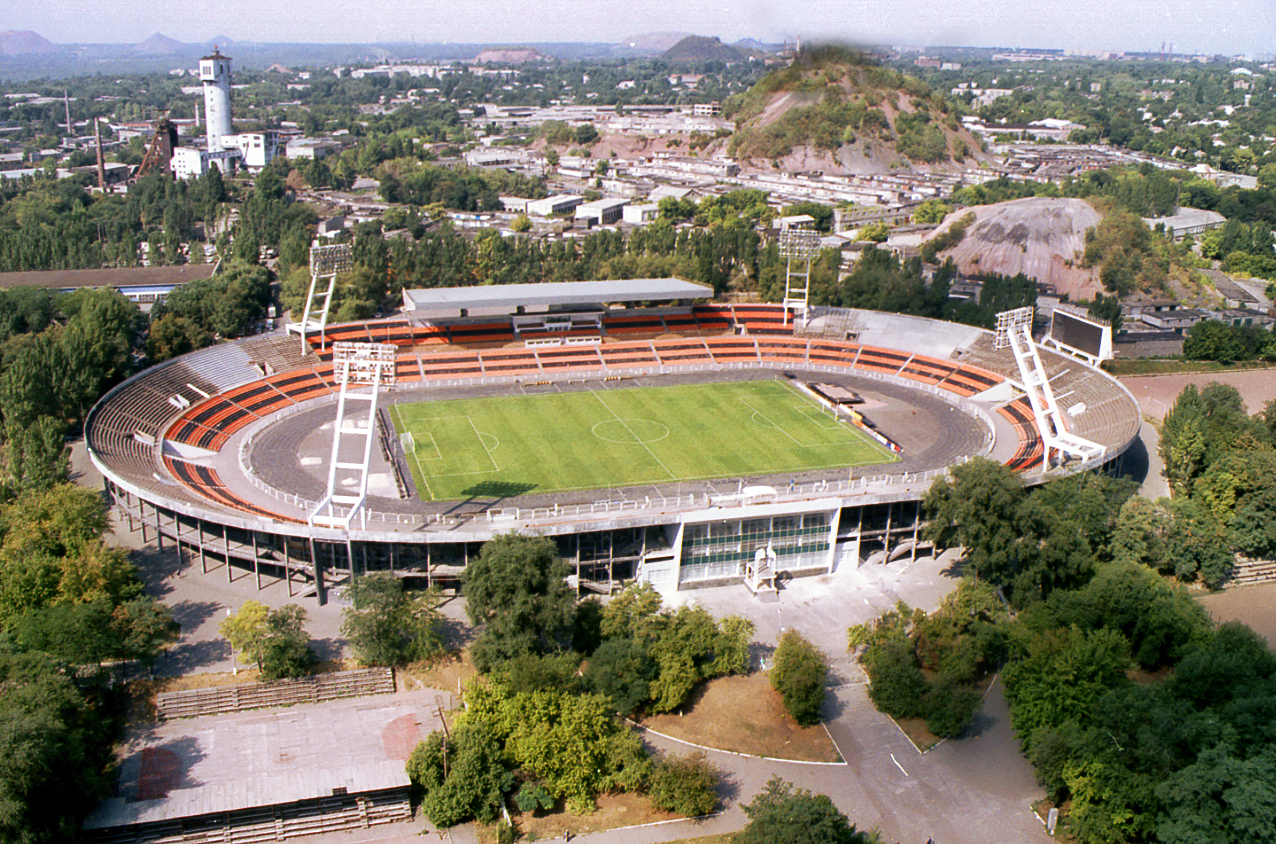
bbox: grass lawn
[641,672,842,763]
[390,380,897,501]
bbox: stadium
[85,279,1142,604]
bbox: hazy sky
[13,0,1275,56]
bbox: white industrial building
[575,198,628,226]
[173,50,279,178]
[527,195,584,216]
[622,203,659,226]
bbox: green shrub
[921,212,975,262]
[647,753,720,817]
[862,637,927,719]
[514,782,555,815]
[922,682,980,738]
[770,629,829,726]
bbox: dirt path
[1120,369,1276,421]
[1198,582,1276,649]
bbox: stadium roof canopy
[402,278,714,319]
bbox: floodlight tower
[199,48,233,152]
[310,342,398,534]
[290,243,353,353]
[778,224,821,326]
[996,306,1104,472]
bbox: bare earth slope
[926,197,1102,299]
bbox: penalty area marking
[391,404,433,501]
[415,431,443,461]
[740,396,848,448]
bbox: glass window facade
[678,511,833,585]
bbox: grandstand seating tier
[101,308,1144,527]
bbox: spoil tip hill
[924,197,1104,300]
[721,46,984,176]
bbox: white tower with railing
[199,49,233,152]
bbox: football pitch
[389,380,898,501]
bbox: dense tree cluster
[150,261,273,355]
[1158,383,1276,563]
[405,535,749,831]
[866,406,1276,841]
[0,287,144,488]
[377,160,546,211]
[1181,319,1276,363]
[586,582,754,715]
[0,169,225,272]
[0,484,175,844]
[408,676,721,823]
[851,582,1008,738]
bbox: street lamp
[227,607,238,676]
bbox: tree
[912,198,953,224]
[780,201,835,232]
[4,414,69,491]
[219,600,268,668]
[462,534,576,673]
[462,680,647,812]
[584,637,657,715]
[923,457,1026,587]
[858,221,890,242]
[1160,385,1209,497]
[770,629,829,726]
[146,313,210,363]
[340,573,444,667]
[258,604,312,680]
[1156,746,1276,844]
[0,652,114,844]
[112,596,177,673]
[736,777,873,844]
[407,720,513,828]
[219,600,313,680]
[647,752,720,817]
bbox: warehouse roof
[0,264,217,291]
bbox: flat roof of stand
[403,278,714,318]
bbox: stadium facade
[86,297,1142,603]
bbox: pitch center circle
[591,418,670,445]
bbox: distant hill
[472,47,547,64]
[662,35,743,63]
[724,45,981,175]
[137,33,185,54]
[619,31,692,53]
[0,30,57,56]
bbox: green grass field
[389,380,897,501]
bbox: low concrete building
[622,203,660,225]
[1142,207,1226,241]
[527,194,584,216]
[285,138,343,160]
[575,198,628,226]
